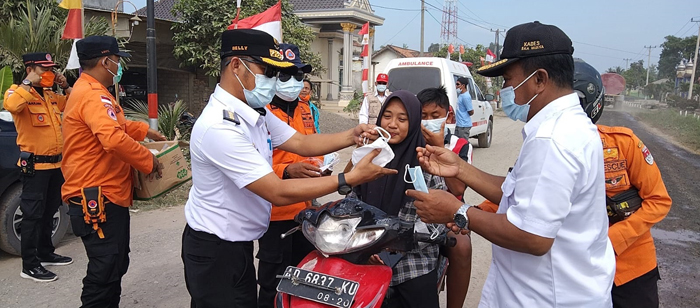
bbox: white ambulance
[383,57,494,148]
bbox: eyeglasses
[377,82,387,85]
[279,71,304,82]
[224,57,280,78]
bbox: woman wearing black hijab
[351,90,446,308]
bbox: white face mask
[351,127,395,168]
[421,111,449,135]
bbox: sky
[127,0,699,73]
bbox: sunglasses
[225,57,280,78]
[279,71,304,82]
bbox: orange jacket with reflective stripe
[3,85,66,170]
[598,124,671,286]
[266,100,321,221]
[477,125,672,286]
[61,73,153,207]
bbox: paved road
[598,108,700,308]
[0,115,524,308]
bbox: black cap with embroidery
[220,29,295,71]
[279,43,312,73]
[477,21,574,77]
[77,36,131,60]
[22,52,56,67]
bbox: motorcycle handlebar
[415,233,457,247]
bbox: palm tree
[0,0,110,80]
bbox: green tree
[658,35,698,79]
[621,60,647,92]
[606,66,624,74]
[172,0,323,77]
[0,0,110,82]
[427,43,441,53]
[434,44,490,92]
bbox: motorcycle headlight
[302,214,385,255]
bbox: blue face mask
[235,60,277,109]
[405,165,428,193]
[500,70,539,122]
[105,58,123,84]
[276,78,304,102]
[376,84,387,92]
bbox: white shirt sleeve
[358,96,369,124]
[505,137,581,239]
[199,125,274,189]
[265,111,298,148]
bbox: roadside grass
[131,181,191,212]
[636,108,700,152]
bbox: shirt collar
[522,92,579,138]
[211,84,263,125]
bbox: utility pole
[689,18,700,100]
[623,58,632,70]
[146,0,158,130]
[644,45,657,86]
[493,29,501,59]
[419,0,424,56]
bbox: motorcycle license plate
[277,266,359,308]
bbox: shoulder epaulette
[597,125,634,136]
[223,110,240,125]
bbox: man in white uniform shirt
[358,73,391,124]
[182,29,396,308]
[407,21,615,307]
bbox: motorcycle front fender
[275,251,393,308]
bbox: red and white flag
[359,22,370,95]
[229,1,282,42]
[485,49,496,63]
[447,44,454,60]
[458,45,464,62]
[59,0,84,70]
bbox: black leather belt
[34,154,62,163]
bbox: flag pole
[233,0,241,29]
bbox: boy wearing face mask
[3,52,73,282]
[417,86,473,308]
[258,44,323,308]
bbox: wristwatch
[453,204,470,230]
[337,173,352,195]
[22,79,31,86]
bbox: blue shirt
[456,91,473,128]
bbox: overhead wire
[372,4,421,12]
[673,20,692,37]
[380,12,422,47]
[423,1,491,31]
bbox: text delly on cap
[477,21,574,77]
[77,36,131,60]
[279,43,312,73]
[220,29,296,73]
[22,52,56,67]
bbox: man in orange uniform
[4,52,73,282]
[257,44,324,308]
[61,36,165,308]
[474,59,672,308]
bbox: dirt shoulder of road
[622,105,700,154]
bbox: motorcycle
[274,198,455,308]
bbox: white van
[383,57,494,148]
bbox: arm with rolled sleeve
[608,135,672,254]
[506,137,579,239]
[358,96,369,124]
[81,97,153,174]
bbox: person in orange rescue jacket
[4,52,74,282]
[257,43,325,308]
[60,36,166,308]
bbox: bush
[666,95,699,110]
[343,91,364,116]
[123,99,192,141]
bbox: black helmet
[574,58,605,123]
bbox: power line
[572,41,646,56]
[380,12,422,47]
[674,20,692,37]
[424,2,491,31]
[455,0,508,28]
[372,4,421,12]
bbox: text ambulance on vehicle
[383,57,494,148]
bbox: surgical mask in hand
[376,84,387,92]
[351,127,395,168]
[404,164,428,193]
[235,60,277,108]
[501,70,538,122]
[276,78,304,101]
[320,152,340,172]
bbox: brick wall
[189,69,216,116]
[157,69,192,106]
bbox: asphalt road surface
[598,108,700,308]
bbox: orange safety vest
[61,73,153,207]
[476,125,672,286]
[266,100,321,221]
[3,85,66,170]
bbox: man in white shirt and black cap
[407,21,616,307]
[182,28,396,308]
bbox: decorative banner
[359,22,370,95]
[58,0,83,39]
[229,1,282,42]
[485,49,496,63]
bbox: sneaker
[38,253,73,266]
[20,266,57,282]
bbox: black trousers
[257,220,315,308]
[383,268,440,308]
[20,168,64,270]
[68,202,130,308]
[612,267,660,308]
[182,224,257,308]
